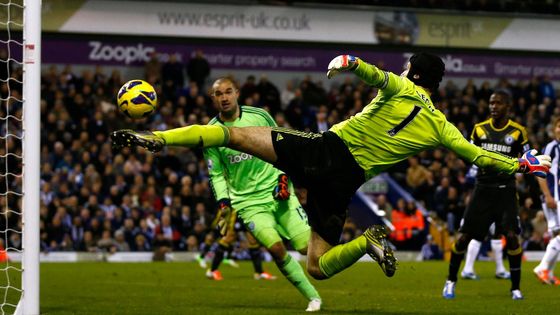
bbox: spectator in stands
[70,217,84,250]
[406,156,431,197]
[240,75,258,105]
[274,112,291,128]
[285,88,308,130]
[519,197,535,240]
[280,80,296,110]
[531,210,548,241]
[257,75,281,114]
[114,230,131,252]
[186,49,210,90]
[155,213,180,249]
[144,51,162,84]
[433,176,451,220]
[538,75,555,104]
[391,198,407,244]
[310,105,330,133]
[375,194,393,221]
[390,199,425,250]
[161,54,184,101]
[421,235,442,260]
[97,230,116,253]
[185,235,199,252]
[444,186,464,234]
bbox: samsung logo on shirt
[481,143,511,153]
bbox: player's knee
[227,127,243,147]
[267,242,287,262]
[306,264,327,280]
[453,233,471,251]
[505,233,519,249]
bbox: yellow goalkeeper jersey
[330,60,519,180]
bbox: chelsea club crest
[504,135,514,145]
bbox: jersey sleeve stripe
[208,117,219,125]
[380,71,389,89]
[243,106,277,127]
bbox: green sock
[318,235,366,278]
[278,254,320,300]
[153,125,229,148]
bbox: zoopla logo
[88,41,155,65]
[228,153,253,164]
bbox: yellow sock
[153,125,229,148]
[318,235,367,278]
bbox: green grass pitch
[34,261,560,314]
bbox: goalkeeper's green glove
[327,55,359,79]
[518,149,551,178]
[272,174,290,201]
[216,198,233,236]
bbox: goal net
[0,1,40,314]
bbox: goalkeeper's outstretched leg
[111,125,277,162]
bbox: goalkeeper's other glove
[273,174,290,201]
[518,149,551,178]
[216,198,233,236]
[327,55,359,79]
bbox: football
[117,80,157,119]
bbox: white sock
[537,235,560,272]
[462,239,481,274]
[491,239,506,273]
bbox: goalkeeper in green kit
[112,53,551,288]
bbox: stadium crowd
[1,49,557,258]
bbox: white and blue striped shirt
[543,140,560,200]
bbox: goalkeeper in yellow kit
[112,53,551,286]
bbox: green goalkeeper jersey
[330,60,519,180]
[204,106,284,210]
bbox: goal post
[15,0,40,314]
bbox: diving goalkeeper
[112,53,551,284]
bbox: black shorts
[459,183,521,241]
[271,129,365,245]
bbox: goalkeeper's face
[212,81,240,117]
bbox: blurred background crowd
[1,43,558,259]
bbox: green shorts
[237,193,310,250]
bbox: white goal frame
[15,1,40,314]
